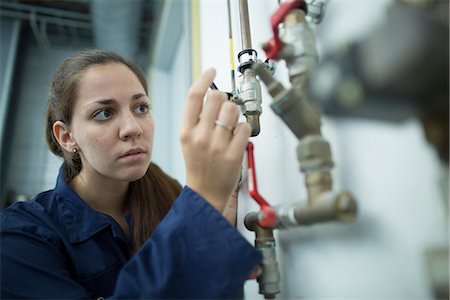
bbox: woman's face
[70,62,154,183]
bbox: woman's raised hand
[180,68,251,213]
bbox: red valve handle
[247,142,278,228]
[262,0,304,60]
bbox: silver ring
[214,120,235,132]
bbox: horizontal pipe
[275,190,357,229]
[0,10,91,30]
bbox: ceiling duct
[91,0,144,62]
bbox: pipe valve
[262,0,306,60]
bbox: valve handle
[247,142,278,228]
[262,0,304,60]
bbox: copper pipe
[238,0,252,49]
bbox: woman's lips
[120,148,146,161]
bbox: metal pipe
[275,191,357,229]
[244,213,280,299]
[238,0,252,49]
[236,0,262,136]
[226,0,236,92]
[252,62,321,139]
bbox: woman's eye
[134,103,151,114]
[93,109,113,121]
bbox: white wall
[198,1,448,299]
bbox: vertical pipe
[227,0,236,91]
[238,0,252,49]
[244,212,280,299]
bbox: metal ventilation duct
[91,0,144,62]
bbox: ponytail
[128,163,182,253]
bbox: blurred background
[0,0,448,299]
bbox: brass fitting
[305,172,332,203]
[239,68,263,137]
[297,135,334,172]
[275,190,357,228]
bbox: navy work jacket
[1,168,261,299]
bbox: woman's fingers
[198,90,227,134]
[180,67,252,212]
[181,68,216,131]
[211,101,240,147]
[229,122,252,156]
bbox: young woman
[1,49,261,299]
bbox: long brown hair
[45,49,181,254]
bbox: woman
[1,49,261,299]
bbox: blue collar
[53,166,126,243]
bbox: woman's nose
[119,112,143,140]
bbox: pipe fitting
[244,212,280,299]
[297,135,334,172]
[245,111,261,137]
[280,9,318,78]
[252,62,321,139]
[280,9,318,77]
[305,171,332,202]
[239,68,263,136]
[257,243,280,299]
[274,190,357,229]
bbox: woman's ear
[52,121,77,153]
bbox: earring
[72,148,78,154]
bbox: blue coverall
[1,168,261,299]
